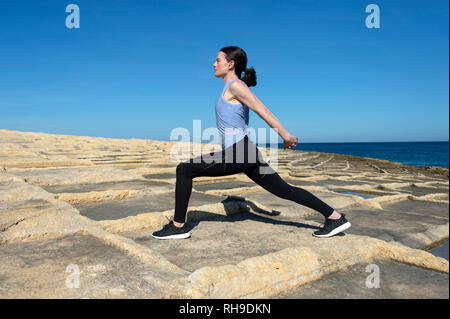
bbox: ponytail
[242,67,257,87]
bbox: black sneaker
[312,213,351,238]
[152,221,191,240]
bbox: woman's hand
[282,134,299,149]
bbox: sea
[266,141,449,169]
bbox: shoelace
[162,221,174,230]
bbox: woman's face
[213,51,233,78]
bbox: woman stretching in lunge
[152,46,351,240]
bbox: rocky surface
[270,259,449,299]
[0,128,448,298]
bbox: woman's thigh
[178,149,258,178]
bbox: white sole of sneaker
[313,221,351,238]
[152,232,191,240]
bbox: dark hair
[220,46,257,87]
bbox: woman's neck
[223,74,238,84]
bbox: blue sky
[0,0,448,143]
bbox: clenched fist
[282,134,299,149]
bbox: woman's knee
[274,183,293,200]
[255,171,293,200]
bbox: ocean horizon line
[1,128,448,144]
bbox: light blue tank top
[215,78,250,149]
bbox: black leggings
[173,135,334,223]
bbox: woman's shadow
[183,195,345,237]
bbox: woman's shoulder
[228,79,250,96]
[229,78,248,89]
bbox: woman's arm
[229,80,299,149]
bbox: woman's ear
[228,59,235,70]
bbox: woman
[152,46,351,240]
